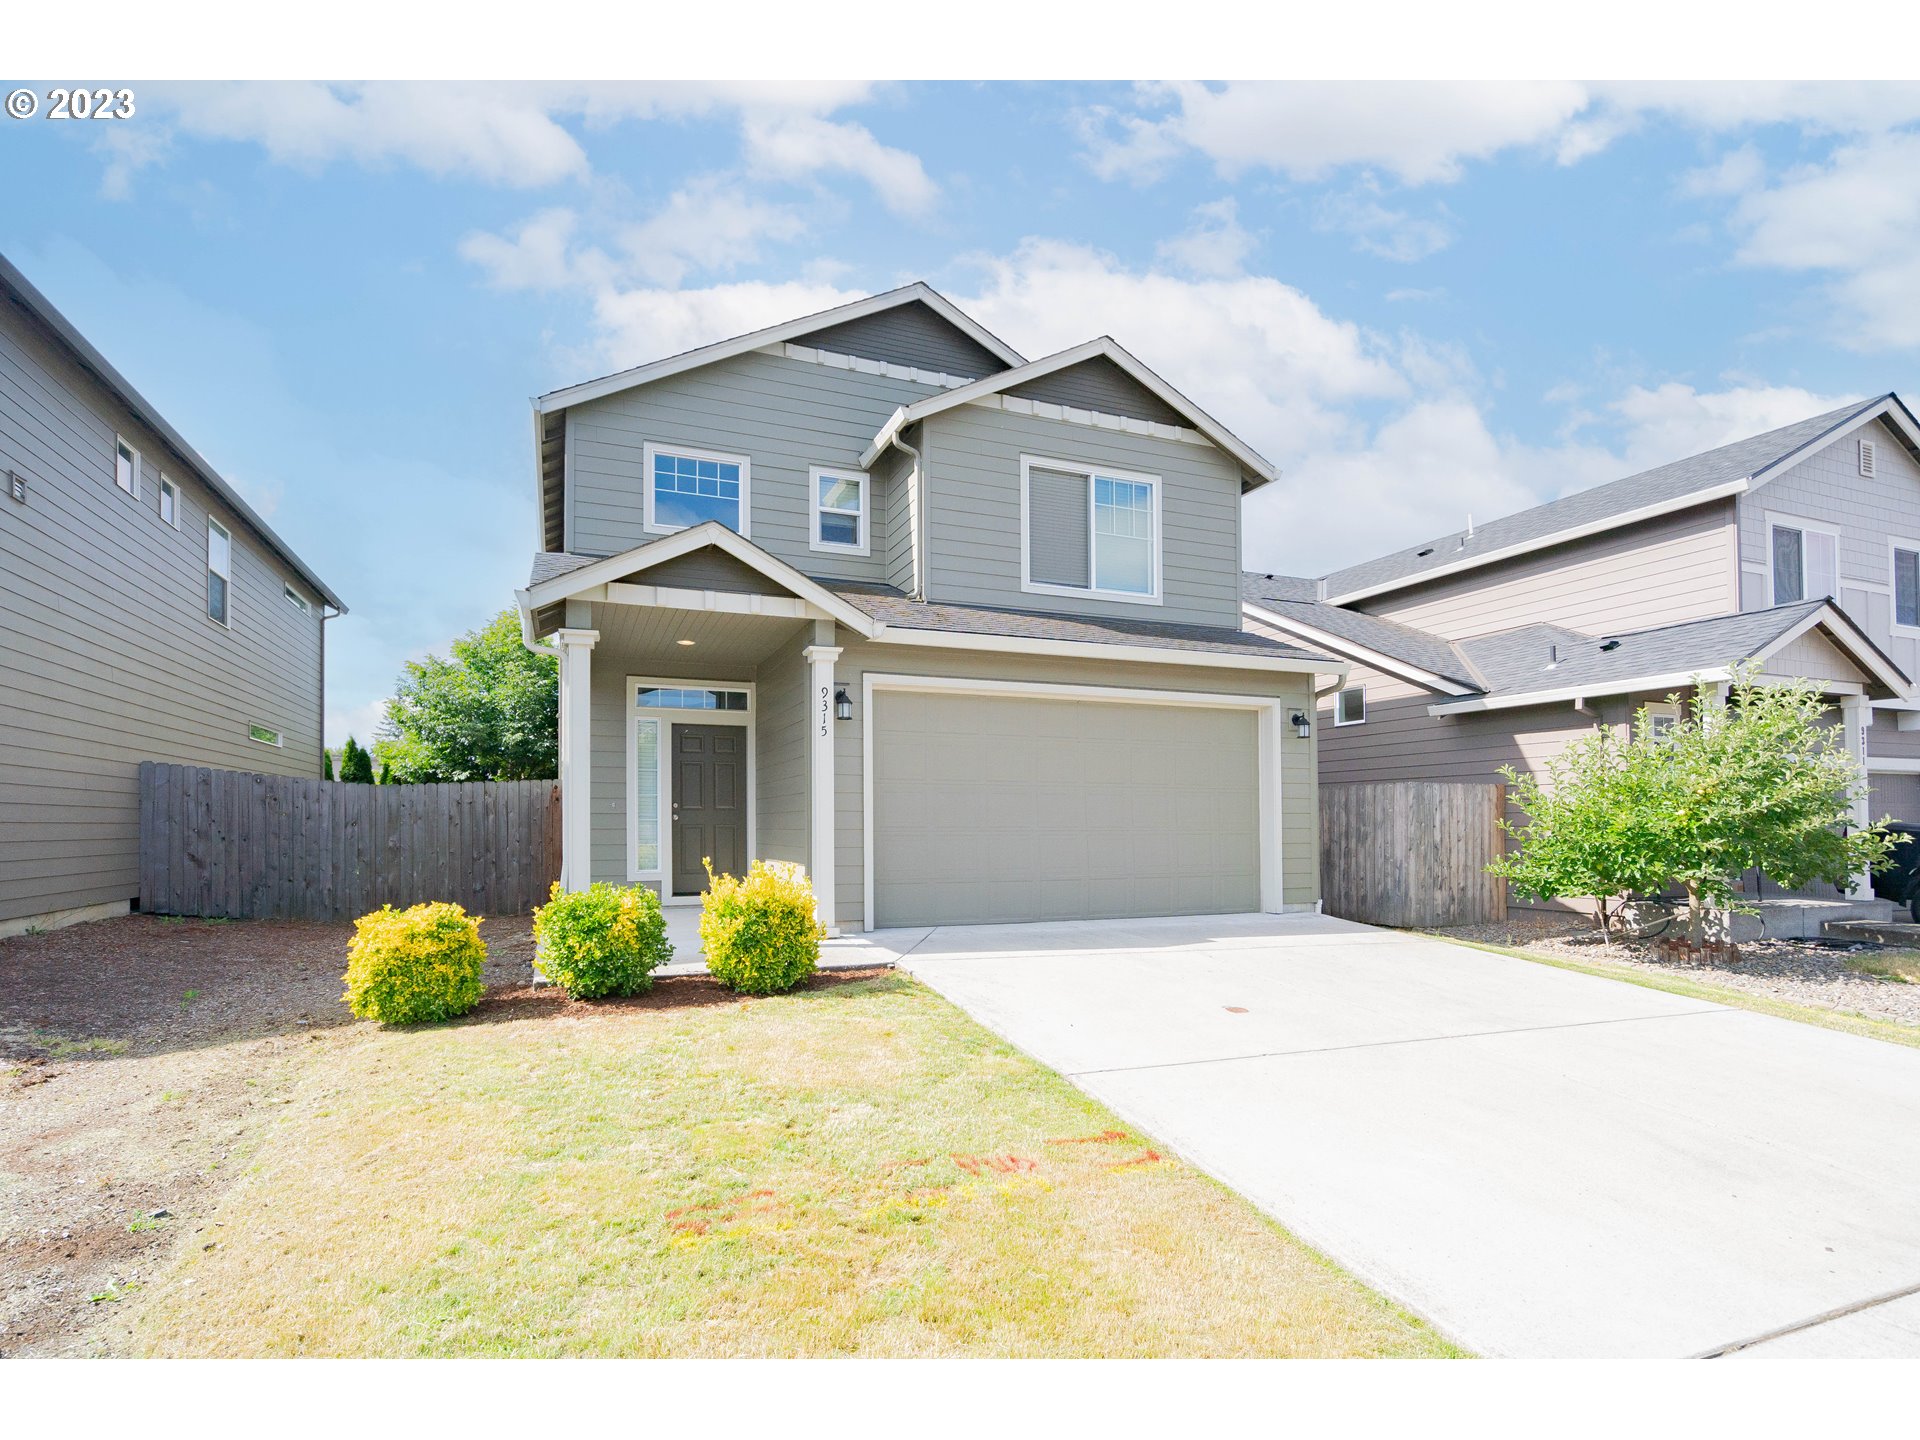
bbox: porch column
[555,627,598,892]
[1841,693,1873,899]
[802,642,843,934]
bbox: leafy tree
[338,735,375,785]
[322,747,334,781]
[375,610,558,782]
[1490,666,1901,944]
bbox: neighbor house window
[158,475,179,527]
[115,438,140,497]
[284,583,310,613]
[643,442,748,536]
[206,518,232,625]
[248,723,283,747]
[1334,686,1366,726]
[810,465,869,555]
[1895,543,1920,630]
[1769,517,1837,605]
[1640,702,1682,740]
[1021,456,1160,603]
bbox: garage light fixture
[834,687,853,722]
[1290,711,1311,739]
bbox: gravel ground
[0,911,538,1356]
[1431,911,1920,1027]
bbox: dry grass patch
[1846,950,1920,985]
[127,973,1456,1358]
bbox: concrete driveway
[887,911,1920,1358]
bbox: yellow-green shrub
[700,859,824,995]
[532,881,672,998]
[342,902,486,1025]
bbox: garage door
[871,688,1261,927]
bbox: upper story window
[643,442,749,537]
[284,583,311,614]
[1334,686,1366,726]
[809,466,869,556]
[206,518,232,627]
[1894,540,1920,631]
[1020,455,1161,605]
[114,437,140,497]
[1767,515,1837,606]
[159,475,179,527]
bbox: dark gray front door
[672,723,746,895]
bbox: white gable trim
[1242,601,1477,695]
[762,342,975,392]
[520,524,879,636]
[1746,397,1920,493]
[968,393,1212,447]
[1750,603,1912,697]
[860,336,1278,486]
[534,283,1023,414]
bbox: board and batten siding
[789,300,1008,380]
[1003,355,1187,428]
[827,636,1319,929]
[565,348,938,581]
[919,404,1245,629]
[0,299,324,929]
[1736,418,1920,683]
[1357,501,1739,642]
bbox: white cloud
[740,113,939,217]
[619,178,808,286]
[1604,381,1858,467]
[460,208,603,292]
[1154,198,1257,278]
[1315,185,1452,262]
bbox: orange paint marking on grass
[952,1153,1038,1176]
[1105,1149,1165,1172]
[1045,1130,1131,1146]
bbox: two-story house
[514,283,1341,932]
[0,253,345,936]
[1243,394,1920,902]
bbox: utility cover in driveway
[871,690,1259,927]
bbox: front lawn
[125,967,1455,1357]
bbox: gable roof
[1429,600,1910,712]
[1323,395,1920,605]
[859,336,1280,489]
[1241,574,1481,693]
[0,252,346,612]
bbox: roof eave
[1241,600,1477,695]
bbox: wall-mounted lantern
[835,687,853,722]
[1290,711,1312,740]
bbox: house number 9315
[818,685,831,738]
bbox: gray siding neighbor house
[516,284,1342,931]
[0,253,344,936]
[1244,395,1920,903]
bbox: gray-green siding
[0,299,325,926]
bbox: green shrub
[700,859,825,995]
[532,882,672,998]
[342,902,486,1025]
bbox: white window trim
[247,724,284,748]
[1334,685,1366,726]
[808,464,871,556]
[1638,700,1683,739]
[1764,510,1841,606]
[284,582,311,614]
[860,672,1287,932]
[1018,454,1163,607]
[641,441,751,539]
[625,676,756,903]
[206,516,232,629]
[158,474,180,528]
[114,436,141,499]
[1889,534,1920,638]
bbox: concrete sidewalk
[888,911,1920,1358]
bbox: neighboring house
[0,254,345,936]
[1244,395,1920,900]
[515,283,1341,932]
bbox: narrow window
[1897,547,1920,629]
[248,723,283,747]
[633,717,660,872]
[645,444,747,534]
[115,438,140,497]
[1770,522,1835,604]
[284,583,311,614]
[158,475,179,527]
[1026,467,1091,588]
[810,466,868,554]
[1334,686,1366,726]
[206,518,232,626]
[1771,524,1804,603]
[1092,476,1155,595]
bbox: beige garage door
[871,689,1261,927]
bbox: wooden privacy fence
[1320,780,1506,927]
[139,763,561,921]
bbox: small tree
[339,735,375,785]
[375,610,557,783]
[322,747,335,781]
[377,760,394,786]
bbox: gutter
[514,588,560,659]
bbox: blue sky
[4,80,1919,745]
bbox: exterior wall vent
[1861,438,1877,478]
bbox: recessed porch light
[675,639,696,647]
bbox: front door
[672,723,746,894]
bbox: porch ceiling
[591,598,811,674]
